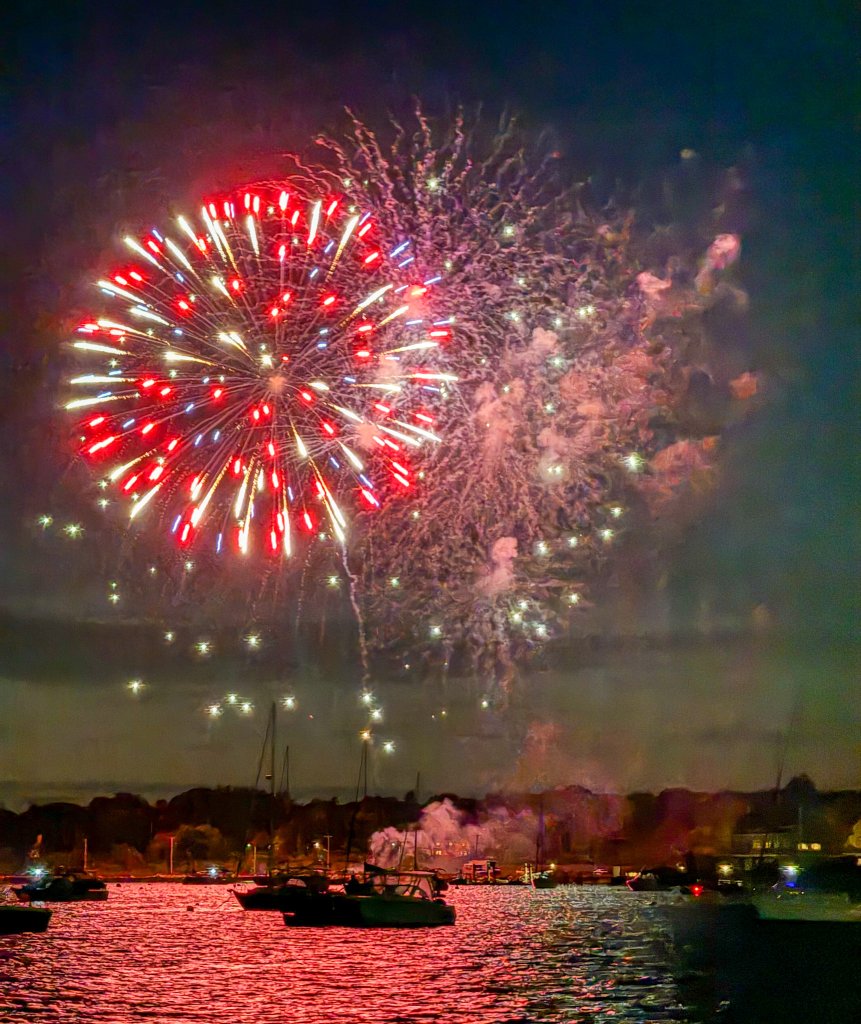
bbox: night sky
[1,1,857,806]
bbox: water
[0,885,857,1023]
[0,885,687,1023]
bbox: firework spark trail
[317,107,745,680]
[341,546,371,687]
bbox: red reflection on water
[0,886,684,1022]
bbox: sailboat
[233,701,333,910]
[529,798,557,889]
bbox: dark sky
[0,0,858,804]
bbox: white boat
[282,870,456,928]
[753,889,861,922]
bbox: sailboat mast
[270,701,276,800]
[344,739,366,871]
[536,797,545,870]
[269,701,276,875]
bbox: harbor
[2,882,859,1022]
[2,0,855,1019]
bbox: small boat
[14,870,108,903]
[0,904,52,934]
[626,866,697,892]
[182,868,232,885]
[451,859,502,885]
[524,863,558,890]
[282,871,455,928]
[233,873,332,911]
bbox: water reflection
[0,886,688,1022]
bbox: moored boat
[282,871,455,928]
[626,866,697,892]
[524,863,558,889]
[13,870,108,903]
[0,904,52,934]
[233,873,332,911]
[182,868,232,884]
[753,889,861,922]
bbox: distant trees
[87,793,152,853]
[0,779,859,871]
[174,824,227,870]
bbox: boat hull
[233,878,331,911]
[0,906,52,934]
[14,883,108,903]
[283,892,455,928]
[658,898,861,1020]
[234,887,314,911]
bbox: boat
[658,895,861,1021]
[521,863,557,889]
[182,868,232,884]
[528,799,558,889]
[451,859,502,885]
[282,870,456,928]
[13,870,108,903]
[753,887,861,922]
[0,904,52,934]
[626,866,697,892]
[751,857,861,922]
[233,872,332,911]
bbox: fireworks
[315,109,744,678]
[62,107,746,692]
[67,176,454,559]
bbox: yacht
[282,870,455,927]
